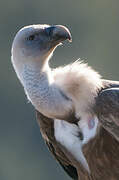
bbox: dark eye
[27,35,35,41]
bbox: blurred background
[1,0,119,179]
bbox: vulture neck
[20,56,73,119]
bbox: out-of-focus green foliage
[0,0,119,179]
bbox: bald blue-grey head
[12,24,72,67]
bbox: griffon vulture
[11,24,119,180]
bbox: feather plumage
[11,24,119,180]
[36,80,119,180]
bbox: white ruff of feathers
[54,60,102,117]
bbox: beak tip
[53,25,72,43]
[68,36,72,42]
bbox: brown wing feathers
[36,80,119,180]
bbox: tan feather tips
[54,61,103,117]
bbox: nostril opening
[45,26,55,37]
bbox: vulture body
[11,24,119,180]
[37,80,119,180]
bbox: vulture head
[12,24,72,71]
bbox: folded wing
[94,80,119,142]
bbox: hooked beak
[45,25,72,44]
